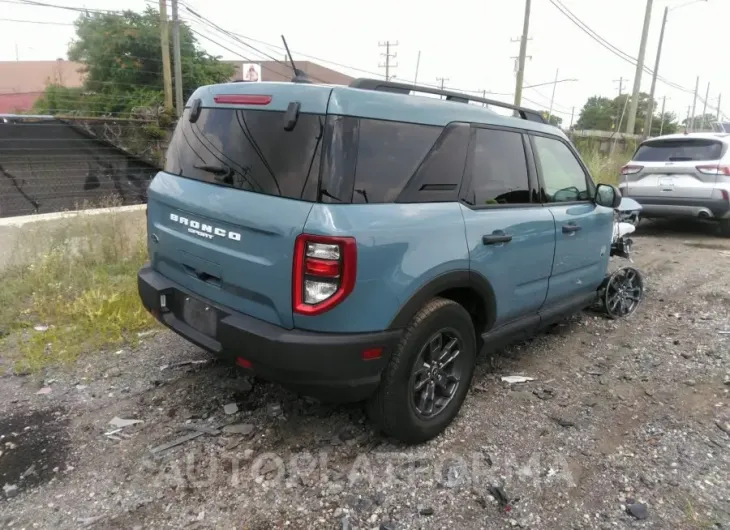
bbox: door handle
[562,223,581,234]
[482,233,513,245]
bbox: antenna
[281,35,312,84]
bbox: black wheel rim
[410,328,465,420]
[605,267,644,319]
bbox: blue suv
[138,78,621,443]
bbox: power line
[0,17,73,25]
[548,0,694,95]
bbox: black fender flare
[387,270,497,330]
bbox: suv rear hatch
[146,82,332,329]
[622,137,727,199]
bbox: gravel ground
[1,219,729,530]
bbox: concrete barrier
[0,205,146,271]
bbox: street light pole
[626,0,653,135]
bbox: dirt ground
[1,219,729,530]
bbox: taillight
[293,234,357,316]
[696,164,730,176]
[621,165,643,175]
[213,94,272,105]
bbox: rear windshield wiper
[667,157,692,161]
[194,164,234,184]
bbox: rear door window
[165,108,324,201]
[464,127,531,205]
[633,139,725,162]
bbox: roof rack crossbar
[348,78,547,124]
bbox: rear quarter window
[352,119,442,203]
[633,138,726,162]
[319,117,442,204]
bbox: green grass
[579,147,631,186]
[0,202,157,374]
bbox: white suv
[619,132,730,236]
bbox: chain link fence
[0,115,160,218]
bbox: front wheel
[367,298,477,444]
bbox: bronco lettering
[169,213,241,241]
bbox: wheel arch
[387,270,497,333]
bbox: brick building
[0,59,353,114]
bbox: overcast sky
[1,0,726,123]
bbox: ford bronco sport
[138,78,621,443]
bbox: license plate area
[182,295,218,337]
[658,175,674,191]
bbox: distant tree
[34,7,234,117]
[681,113,717,129]
[575,96,615,131]
[575,92,679,136]
[541,112,563,127]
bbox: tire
[719,219,730,238]
[367,297,477,444]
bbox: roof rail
[348,78,548,124]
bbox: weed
[683,498,718,530]
[579,147,632,186]
[0,199,156,373]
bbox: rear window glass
[633,139,725,162]
[165,108,324,201]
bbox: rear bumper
[138,264,401,402]
[622,195,730,219]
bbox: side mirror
[595,183,621,209]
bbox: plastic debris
[108,417,143,429]
[181,424,221,436]
[33,324,48,332]
[159,359,210,371]
[501,375,535,384]
[222,423,254,435]
[35,387,52,395]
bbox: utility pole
[569,106,575,130]
[159,0,173,111]
[717,93,722,122]
[482,89,487,107]
[378,41,398,81]
[171,0,184,116]
[644,6,668,138]
[436,77,449,98]
[658,95,666,136]
[513,0,532,107]
[414,50,421,85]
[626,0,653,135]
[701,81,710,130]
[690,75,699,131]
[613,77,626,97]
[548,68,559,120]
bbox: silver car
[618,132,730,236]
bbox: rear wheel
[367,298,476,444]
